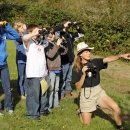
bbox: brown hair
[46,27,54,34]
[60,18,69,25]
[26,23,40,34]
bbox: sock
[117,125,123,129]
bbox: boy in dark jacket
[54,18,85,99]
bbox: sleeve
[72,68,81,84]
[59,45,68,55]
[45,44,60,59]
[71,28,85,41]
[16,36,23,44]
[4,24,20,40]
[23,39,31,51]
[54,25,64,32]
[95,58,108,71]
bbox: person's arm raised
[103,53,130,63]
[23,29,39,47]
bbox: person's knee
[112,103,121,114]
[82,120,91,125]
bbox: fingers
[56,38,63,46]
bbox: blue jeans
[40,75,50,113]
[26,76,50,118]
[48,71,60,110]
[17,63,27,96]
[0,64,13,112]
[60,63,72,96]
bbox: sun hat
[77,42,94,55]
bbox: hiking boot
[7,110,14,114]
[60,96,65,101]
[34,117,41,121]
[117,127,124,130]
[65,91,72,98]
[0,112,3,116]
[40,109,50,117]
[21,95,26,99]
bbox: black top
[72,58,108,88]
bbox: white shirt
[23,39,47,78]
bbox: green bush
[0,0,130,55]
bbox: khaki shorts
[80,84,108,112]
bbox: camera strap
[84,76,93,99]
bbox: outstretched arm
[103,53,130,63]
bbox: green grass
[0,40,130,130]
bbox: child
[23,23,50,120]
[44,27,67,111]
[0,16,20,116]
[13,21,27,99]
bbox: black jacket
[54,25,85,64]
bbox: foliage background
[0,0,130,55]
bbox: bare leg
[98,96,122,125]
[80,112,92,125]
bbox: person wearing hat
[72,42,130,130]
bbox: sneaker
[0,112,3,116]
[40,109,50,117]
[117,127,124,130]
[54,105,62,109]
[34,117,41,121]
[21,95,26,99]
[65,91,72,98]
[8,110,13,114]
[26,116,41,121]
[60,96,65,101]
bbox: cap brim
[77,47,94,55]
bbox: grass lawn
[0,40,130,130]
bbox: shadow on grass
[93,108,115,124]
[0,79,21,111]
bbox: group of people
[0,15,130,130]
[0,17,85,118]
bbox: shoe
[60,96,65,101]
[40,109,50,117]
[76,109,81,116]
[65,91,72,98]
[26,116,41,121]
[0,112,3,116]
[21,95,26,99]
[117,127,124,130]
[54,105,62,109]
[34,117,41,121]
[7,110,14,114]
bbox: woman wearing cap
[72,42,130,130]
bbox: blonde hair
[13,21,24,35]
